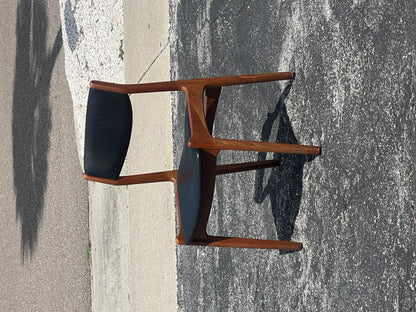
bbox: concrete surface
[59,0,125,166]
[60,0,177,311]
[125,1,177,311]
[0,0,90,310]
[57,0,416,311]
[171,1,416,311]
[58,1,130,311]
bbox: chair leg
[194,138,321,155]
[184,236,303,251]
[216,159,279,175]
[197,72,295,88]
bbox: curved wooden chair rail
[84,72,321,251]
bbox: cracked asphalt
[171,1,416,311]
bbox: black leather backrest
[84,88,132,180]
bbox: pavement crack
[137,41,169,83]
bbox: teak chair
[83,72,320,251]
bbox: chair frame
[83,72,320,251]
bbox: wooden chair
[83,72,320,250]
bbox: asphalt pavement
[0,1,90,310]
[171,1,416,311]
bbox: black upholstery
[177,108,202,244]
[84,87,200,244]
[84,88,132,180]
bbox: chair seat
[177,109,202,245]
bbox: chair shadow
[254,80,316,254]
[12,0,62,261]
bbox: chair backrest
[84,88,132,180]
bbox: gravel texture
[59,0,125,167]
[59,2,131,311]
[171,1,416,311]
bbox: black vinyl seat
[177,109,202,244]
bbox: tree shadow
[254,80,316,254]
[12,0,62,261]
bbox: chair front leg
[202,72,295,87]
[190,236,303,251]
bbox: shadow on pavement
[254,80,317,253]
[12,0,62,261]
